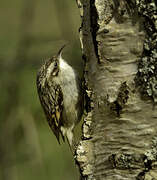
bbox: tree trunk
[75,0,157,179]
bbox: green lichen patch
[135,0,157,103]
[109,153,145,170]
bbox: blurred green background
[0,0,82,180]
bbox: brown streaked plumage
[36,45,83,146]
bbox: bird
[36,45,83,148]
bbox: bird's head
[37,45,66,87]
[45,44,66,79]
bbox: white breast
[59,58,79,104]
[54,57,79,122]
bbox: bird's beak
[57,44,66,59]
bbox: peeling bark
[76,0,157,179]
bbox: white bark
[76,0,157,179]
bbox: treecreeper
[36,45,83,151]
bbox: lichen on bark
[135,0,157,103]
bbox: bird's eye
[54,62,58,68]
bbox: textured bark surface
[76,0,157,180]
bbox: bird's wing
[37,80,64,144]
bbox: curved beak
[57,44,66,59]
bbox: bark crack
[90,0,100,63]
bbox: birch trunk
[75,0,157,179]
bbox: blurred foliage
[0,0,82,180]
